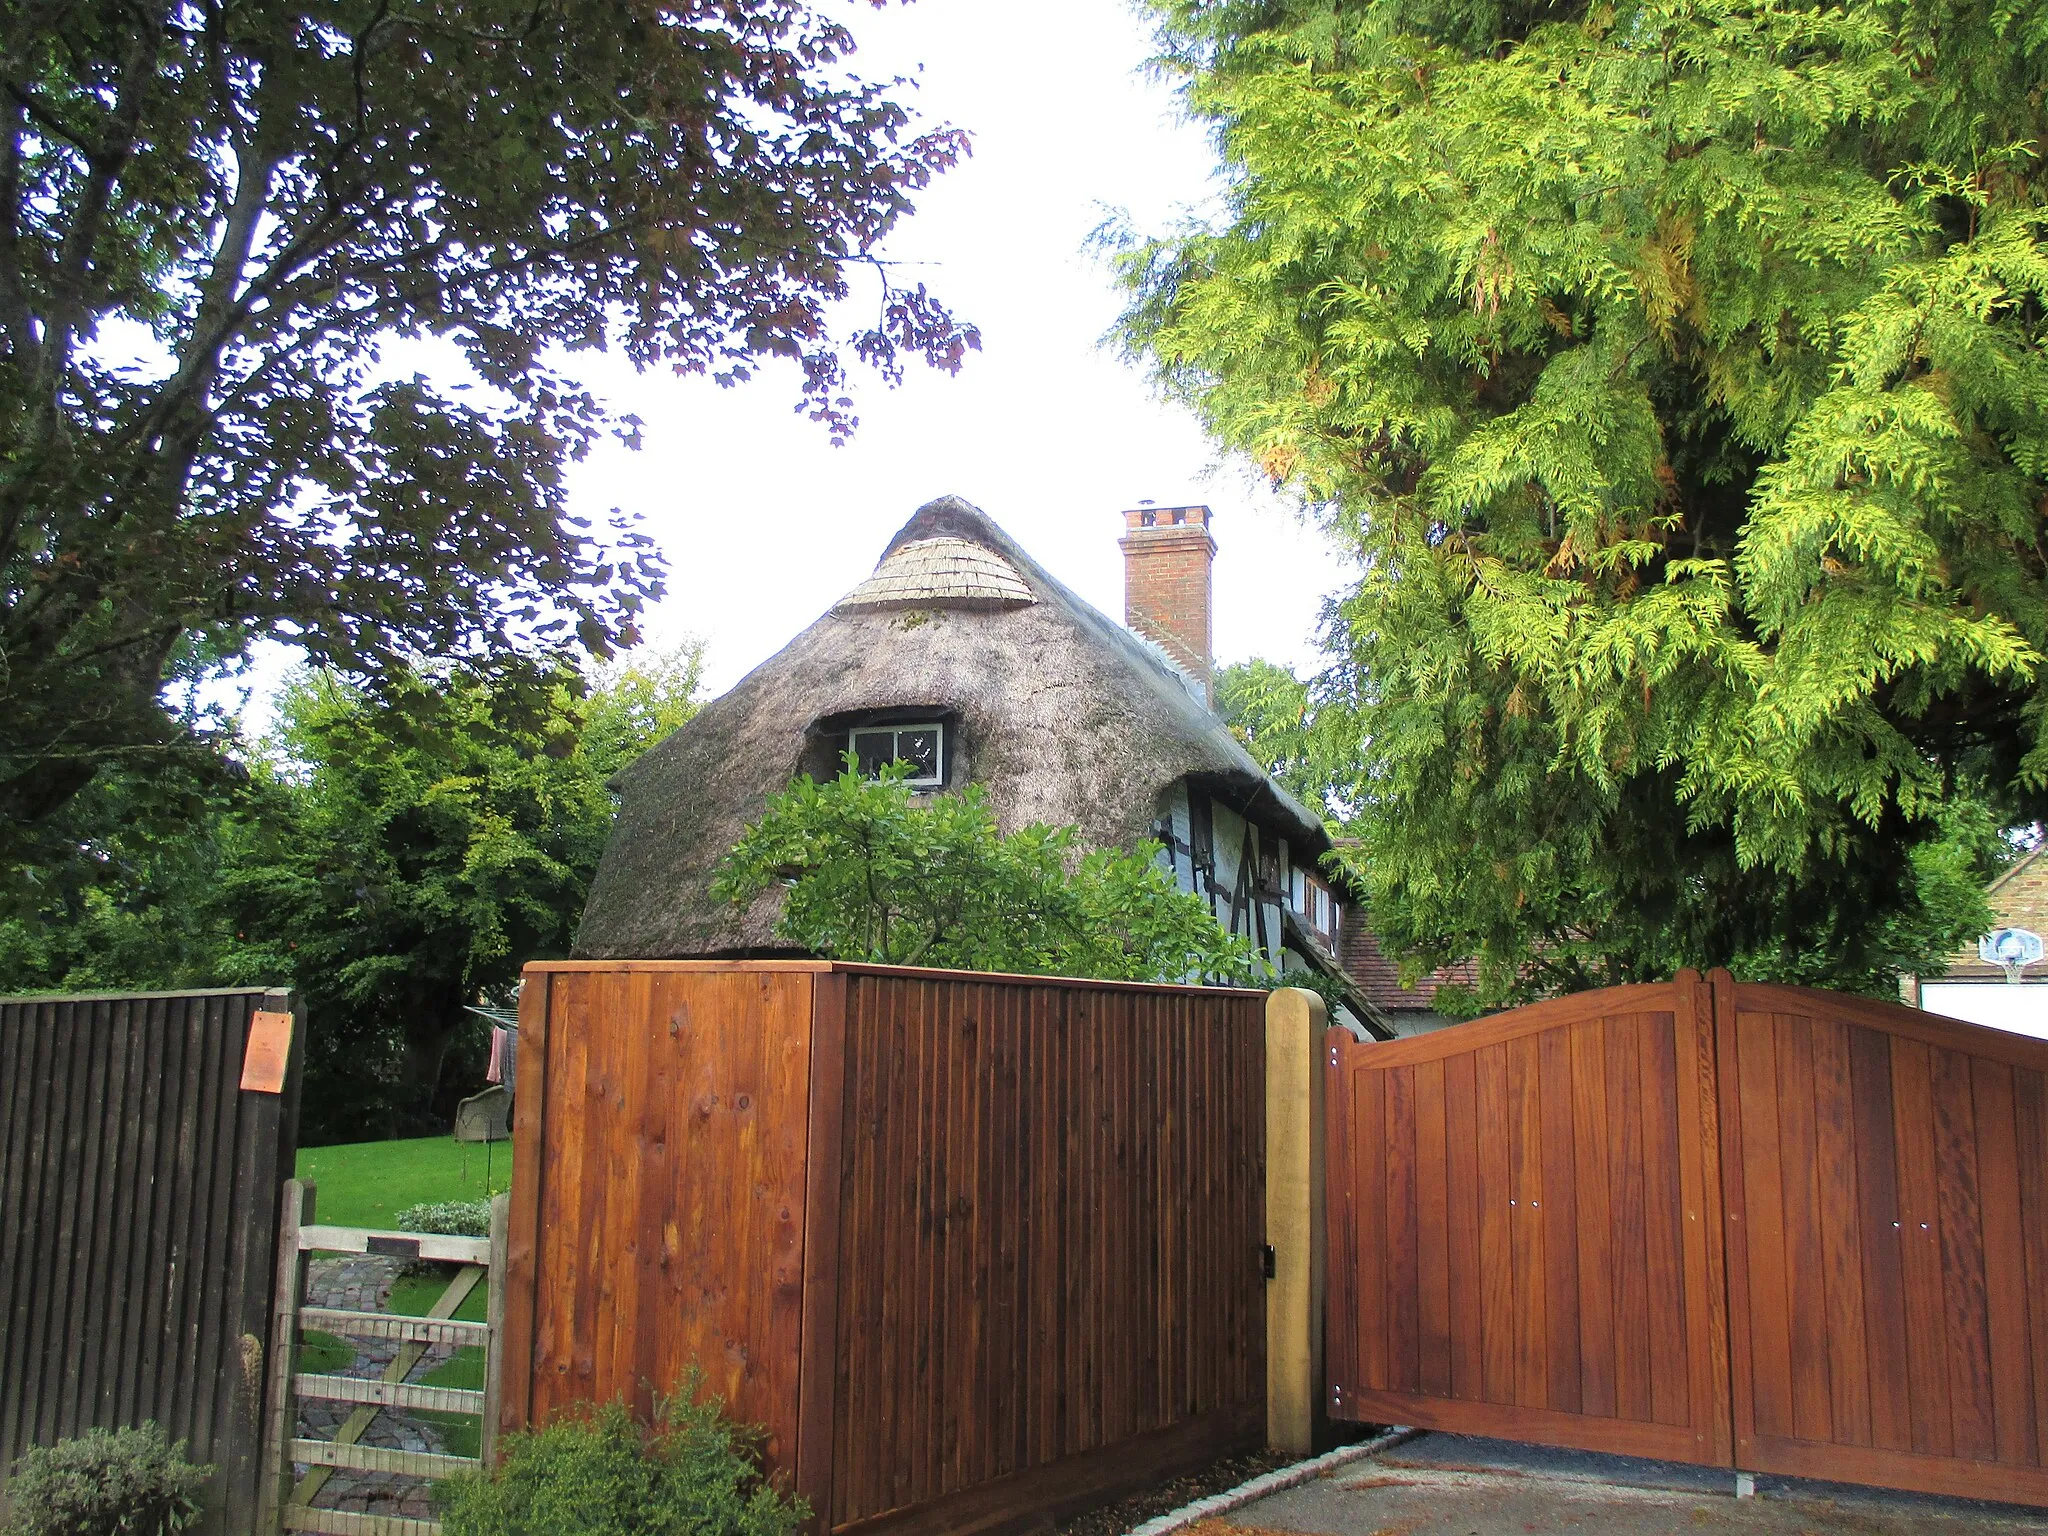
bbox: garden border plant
[1,1423,212,1536]
[435,1371,806,1536]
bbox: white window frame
[849,721,946,787]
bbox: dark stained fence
[1322,972,1733,1468]
[0,988,303,1535]
[501,961,1267,1536]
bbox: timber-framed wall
[499,961,1269,1536]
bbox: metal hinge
[1261,1244,1277,1280]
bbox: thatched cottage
[576,494,1389,1037]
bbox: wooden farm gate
[1326,968,2048,1506]
[260,1183,509,1536]
[0,988,303,1536]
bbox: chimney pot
[1119,504,1216,707]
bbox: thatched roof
[576,495,1331,959]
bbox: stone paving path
[292,1253,472,1521]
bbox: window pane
[852,730,896,777]
[898,727,941,780]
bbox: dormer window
[851,722,945,786]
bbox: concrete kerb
[1124,1428,1425,1536]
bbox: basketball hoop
[1981,927,2045,985]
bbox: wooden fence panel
[824,971,1267,1534]
[1324,972,1732,1467]
[502,961,1267,1536]
[0,988,302,1536]
[1719,978,2048,1505]
[501,965,820,1459]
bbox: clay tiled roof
[1341,923,1479,1012]
[1935,845,2048,980]
[833,537,1034,612]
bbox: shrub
[2,1423,211,1536]
[395,1199,492,1237]
[714,763,1266,984]
[1274,967,1348,1018]
[436,1375,805,1536]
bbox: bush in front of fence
[1,1422,211,1536]
[392,1198,495,1279]
[436,1375,804,1536]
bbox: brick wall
[1932,845,2048,980]
[1120,504,1215,702]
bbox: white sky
[558,0,1354,698]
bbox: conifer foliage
[1118,0,2045,1001]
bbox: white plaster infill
[1124,1427,1424,1536]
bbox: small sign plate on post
[240,1009,293,1093]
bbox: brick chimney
[1120,503,1216,706]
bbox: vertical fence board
[1811,1018,1870,1450]
[1969,1059,2033,1468]
[1538,1027,1582,1418]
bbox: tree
[221,646,702,1141]
[0,757,250,992]
[0,645,699,1137]
[1215,656,1355,812]
[1115,0,2041,1002]
[2,0,976,838]
[1228,653,2005,1006]
[712,764,1266,985]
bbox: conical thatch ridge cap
[834,536,1034,612]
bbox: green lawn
[295,1135,511,1230]
[389,1266,490,1323]
[297,1329,355,1375]
[414,1346,488,1458]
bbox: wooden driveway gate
[1326,969,2048,1506]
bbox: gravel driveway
[1211,1433,2048,1535]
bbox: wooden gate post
[257,1178,314,1535]
[481,1191,510,1468]
[1265,987,1328,1453]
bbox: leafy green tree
[0,756,249,993]
[2,0,975,839]
[1215,657,1357,813]
[712,764,1267,985]
[0,647,700,1135]
[1223,652,2006,1007]
[1116,0,2040,1002]
[224,646,701,1140]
